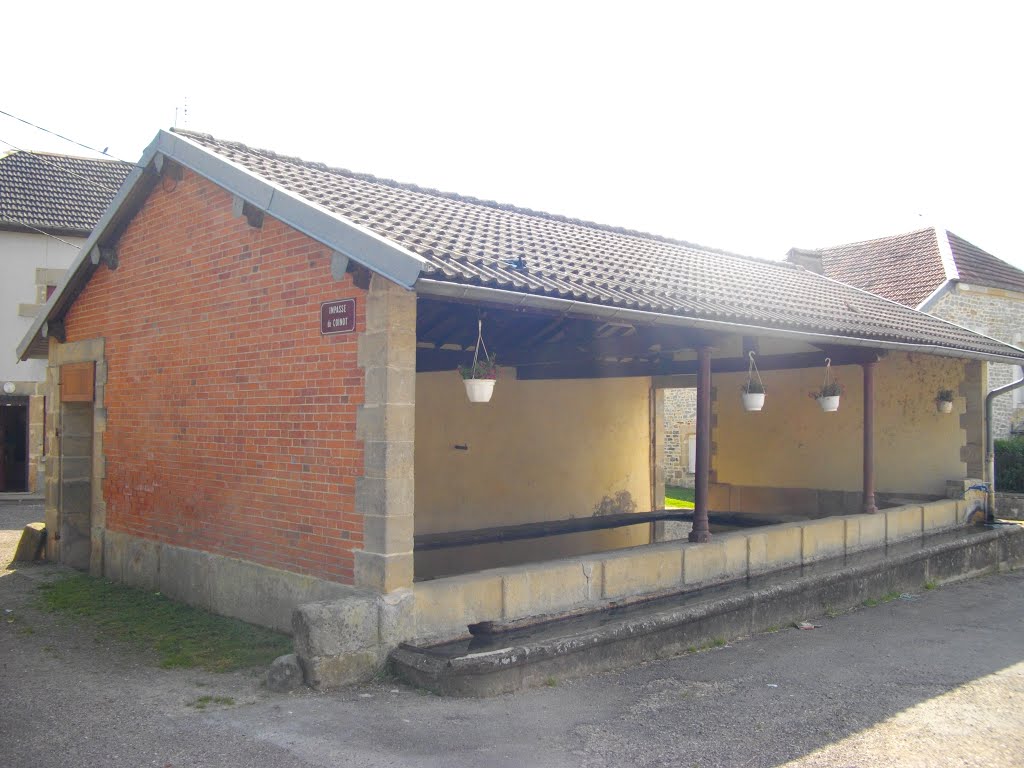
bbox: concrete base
[102,530,356,633]
[391,524,1024,696]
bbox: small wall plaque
[320,298,356,335]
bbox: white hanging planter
[458,318,498,404]
[741,392,766,411]
[464,378,496,403]
[741,351,766,412]
[937,400,953,414]
[818,395,840,412]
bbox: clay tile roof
[169,130,1024,362]
[0,150,133,235]
[810,228,946,308]
[804,228,1024,307]
[947,231,1024,295]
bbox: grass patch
[189,695,236,710]
[38,573,291,672]
[665,486,695,509]
[924,581,938,591]
[862,591,901,608]
[544,676,558,687]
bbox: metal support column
[690,346,713,542]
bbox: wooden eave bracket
[90,246,118,271]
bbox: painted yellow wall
[415,370,653,578]
[714,352,968,495]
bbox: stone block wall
[931,285,1024,439]
[60,167,368,585]
[662,387,697,486]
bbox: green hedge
[995,436,1024,492]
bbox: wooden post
[862,360,878,514]
[690,346,713,542]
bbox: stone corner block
[355,550,414,593]
[293,593,382,689]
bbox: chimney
[785,247,824,275]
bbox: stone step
[390,523,1024,696]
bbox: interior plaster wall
[415,370,653,578]
[714,353,968,496]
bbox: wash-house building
[19,129,1024,687]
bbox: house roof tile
[806,228,1024,307]
[172,130,1024,362]
[947,231,1024,295]
[0,150,133,235]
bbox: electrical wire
[0,108,128,162]
[1,217,82,249]
[0,136,126,196]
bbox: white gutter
[415,279,1024,365]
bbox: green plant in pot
[810,380,844,412]
[936,388,955,414]
[459,353,499,403]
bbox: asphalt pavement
[2,499,1022,767]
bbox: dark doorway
[0,397,29,492]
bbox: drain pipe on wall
[985,373,1024,522]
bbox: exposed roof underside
[18,130,1024,365]
[810,228,1024,308]
[0,150,132,235]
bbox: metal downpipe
[985,374,1024,521]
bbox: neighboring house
[787,227,1024,438]
[0,150,130,492]
[18,129,1024,687]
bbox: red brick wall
[64,168,366,584]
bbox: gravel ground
[2,500,1023,767]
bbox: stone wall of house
[930,284,1024,439]
[60,168,368,585]
[662,387,697,487]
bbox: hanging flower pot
[741,351,766,411]
[810,358,843,412]
[817,394,841,412]
[463,377,496,403]
[936,389,954,414]
[742,391,766,411]
[458,318,499,403]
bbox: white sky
[3,1,1023,266]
